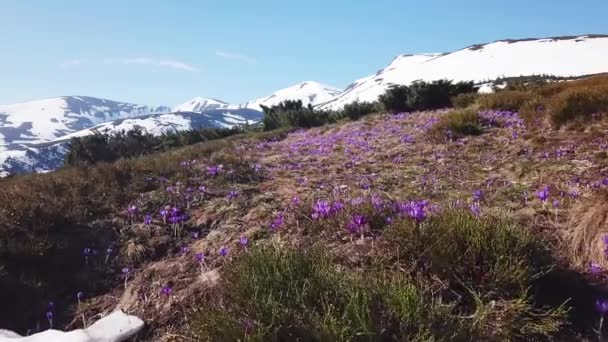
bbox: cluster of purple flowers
[397,200,429,223]
[269,212,285,231]
[207,164,224,177]
[346,214,366,234]
[536,185,550,203]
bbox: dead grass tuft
[562,190,608,271]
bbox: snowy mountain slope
[51,108,262,143]
[0,96,170,145]
[0,108,262,176]
[173,97,237,112]
[320,34,608,109]
[242,81,342,111]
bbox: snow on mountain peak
[321,34,608,110]
[173,97,233,112]
[243,81,342,111]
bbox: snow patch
[0,310,143,342]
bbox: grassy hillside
[2,76,608,340]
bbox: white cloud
[59,59,83,69]
[215,50,256,64]
[106,57,200,72]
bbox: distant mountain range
[2,34,608,176]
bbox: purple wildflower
[207,165,223,177]
[597,298,608,315]
[312,200,331,220]
[347,214,366,235]
[83,248,91,256]
[219,246,229,257]
[552,199,560,208]
[161,285,173,296]
[292,195,301,206]
[591,262,603,275]
[180,246,190,255]
[228,190,239,200]
[195,252,205,263]
[127,205,138,215]
[144,214,152,225]
[239,236,249,247]
[191,232,199,240]
[270,212,285,231]
[76,291,84,304]
[473,189,483,202]
[470,203,481,217]
[536,186,550,202]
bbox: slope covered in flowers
[3,105,608,340]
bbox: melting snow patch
[0,310,144,342]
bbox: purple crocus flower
[472,189,483,202]
[596,298,608,315]
[219,246,229,257]
[195,252,205,263]
[347,214,366,234]
[570,189,580,199]
[470,203,481,217]
[83,248,91,256]
[552,199,560,208]
[161,285,173,296]
[536,186,550,202]
[198,185,207,193]
[144,214,152,225]
[292,195,301,206]
[269,212,285,231]
[127,205,138,215]
[191,232,199,240]
[312,200,331,220]
[590,263,603,275]
[239,236,249,247]
[180,246,190,255]
[46,311,53,328]
[228,190,239,200]
[77,291,84,304]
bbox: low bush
[427,109,483,142]
[261,100,343,130]
[343,100,377,120]
[65,126,245,166]
[379,80,476,113]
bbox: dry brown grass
[561,190,608,271]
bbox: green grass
[190,212,569,341]
[428,109,483,142]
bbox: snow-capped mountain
[242,81,342,111]
[0,108,262,176]
[320,34,608,110]
[0,96,170,145]
[51,108,262,143]
[173,97,236,112]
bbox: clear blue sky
[0,0,606,106]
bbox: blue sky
[0,0,606,106]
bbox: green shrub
[478,90,531,111]
[343,100,377,120]
[261,100,341,130]
[428,109,483,141]
[379,80,476,113]
[65,126,244,166]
